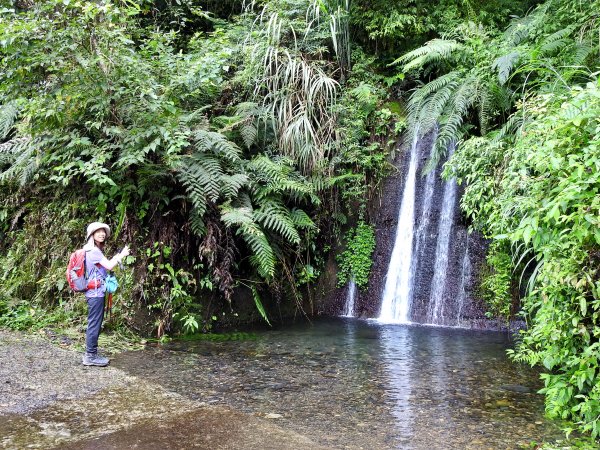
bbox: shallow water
[113,319,563,449]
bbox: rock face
[354,131,494,328]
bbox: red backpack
[66,249,104,292]
[66,249,88,292]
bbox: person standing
[82,222,130,366]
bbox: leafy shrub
[337,221,376,289]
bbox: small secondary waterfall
[455,233,472,324]
[376,129,483,327]
[378,127,420,323]
[342,279,357,318]
[426,143,457,324]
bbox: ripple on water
[112,318,564,449]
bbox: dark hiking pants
[86,296,105,354]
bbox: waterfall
[375,129,485,328]
[409,130,438,306]
[342,279,357,318]
[426,143,458,324]
[378,128,420,323]
[455,235,472,325]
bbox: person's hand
[120,245,131,259]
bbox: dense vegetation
[399,0,600,438]
[1,0,599,440]
[0,0,400,335]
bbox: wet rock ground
[0,321,572,449]
[0,330,325,449]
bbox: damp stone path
[0,329,325,450]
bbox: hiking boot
[82,352,109,367]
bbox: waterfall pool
[112,318,564,449]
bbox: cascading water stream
[426,143,458,324]
[408,130,438,306]
[378,127,420,323]
[374,128,485,327]
[455,233,471,325]
[342,279,357,318]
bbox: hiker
[82,222,130,367]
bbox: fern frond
[221,204,255,227]
[392,39,462,72]
[540,25,575,55]
[0,136,29,156]
[221,203,276,279]
[245,226,276,279]
[248,155,291,184]
[478,85,492,136]
[503,10,538,46]
[491,112,528,144]
[221,173,250,200]
[175,159,208,216]
[0,137,36,185]
[570,43,594,67]
[250,285,272,325]
[240,123,258,149]
[193,129,242,162]
[189,207,207,237]
[253,200,300,244]
[290,207,315,229]
[0,102,19,140]
[416,80,461,136]
[431,76,478,162]
[503,0,551,46]
[492,51,521,85]
[540,39,569,56]
[184,153,223,202]
[407,71,462,117]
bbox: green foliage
[337,221,376,288]
[480,242,513,319]
[350,0,536,59]
[423,0,600,437]
[1,0,384,335]
[251,285,272,326]
[452,81,600,436]
[332,56,404,210]
[399,0,600,167]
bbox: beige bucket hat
[86,222,111,241]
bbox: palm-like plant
[398,1,600,166]
[240,3,340,174]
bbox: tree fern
[254,200,301,244]
[407,71,462,119]
[493,51,521,85]
[0,137,35,185]
[392,39,463,72]
[221,203,276,279]
[414,78,461,136]
[0,102,19,140]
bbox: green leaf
[251,286,271,326]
